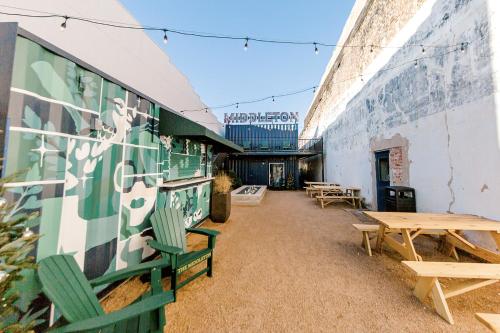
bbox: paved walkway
[105,191,498,332]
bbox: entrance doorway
[269,163,285,188]
[248,161,267,185]
[375,150,390,211]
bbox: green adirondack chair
[38,254,174,333]
[147,208,220,299]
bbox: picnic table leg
[490,231,500,252]
[362,231,372,256]
[401,229,420,261]
[376,225,386,253]
[429,279,454,324]
[413,277,435,301]
[412,277,453,324]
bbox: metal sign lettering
[224,112,299,124]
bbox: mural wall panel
[3,35,213,305]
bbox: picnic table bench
[364,212,500,263]
[476,313,500,332]
[403,261,500,324]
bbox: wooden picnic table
[364,212,500,263]
[312,184,343,196]
[304,182,340,197]
[314,185,362,208]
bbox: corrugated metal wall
[225,123,298,150]
[228,156,300,189]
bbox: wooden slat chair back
[150,207,187,253]
[148,207,220,300]
[38,254,174,333]
[38,255,104,323]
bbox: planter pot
[211,192,231,223]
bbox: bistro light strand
[179,40,485,114]
[0,9,469,52]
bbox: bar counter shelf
[159,177,214,190]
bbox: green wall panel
[3,36,214,321]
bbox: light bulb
[370,45,374,53]
[60,16,68,31]
[421,45,425,54]
[414,59,418,68]
[314,43,319,55]
[236,103,239,109]
[461,42,466,53]
[313,86,316,94]
[163,30,168,44]
[244,38,249,51]
[272,96,275,102]
[360,75,364,82]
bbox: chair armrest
[49,291,175,333]
[186,228,220,237]
[186,228,219,250]
[89,258,170,287]
[147,240,183,255]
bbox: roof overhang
[231,151,320,157]
[160,110,243,153]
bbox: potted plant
[211,173,232,222]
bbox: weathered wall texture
[301,0,500,243]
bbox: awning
[159,110,243,153]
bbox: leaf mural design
[22,105,41,130]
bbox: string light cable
[180,33,488,115]
[0,5,487,126]
[0,7,468,54]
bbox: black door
[248,160,267,185]
[375,150,390,211]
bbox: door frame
[374,150,390,211]
[268,162,285,188]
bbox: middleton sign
[224,111,299,124]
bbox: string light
[163,29,168,44]
[0,9,467,52]
[0,7,478,119]
[60,15,68,31]
[180,41,479,114]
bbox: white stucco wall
[0,0,223,133]
[302,0,500,229]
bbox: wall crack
[444,110,455,213]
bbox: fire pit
[231,185,267,206]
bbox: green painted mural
[3,35,213,296]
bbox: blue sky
[120,1,355,132]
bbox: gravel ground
[102,191,499,332]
